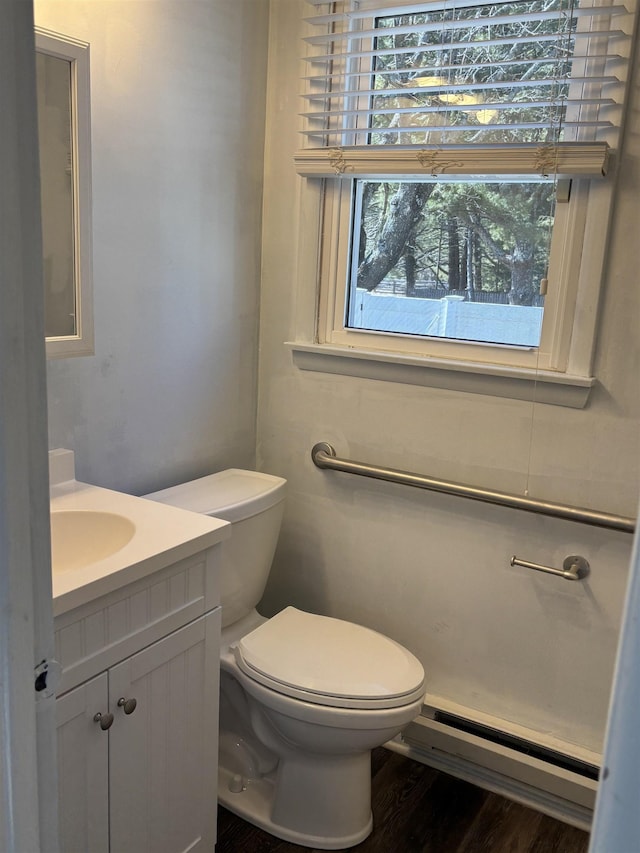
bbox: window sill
[286,342,595,408]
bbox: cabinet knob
[93,712,114,731]
[117,696,137,715]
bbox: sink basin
[50,510,136,573]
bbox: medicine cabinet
[35,28,94,358]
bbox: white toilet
[145,469,425,849]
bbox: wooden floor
[216,748,590,853]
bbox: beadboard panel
[108,613,220,853]
[55,549,219,695]
[56,674,109,853]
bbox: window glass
[347,178,552,347]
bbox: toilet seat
[233,607,425,710]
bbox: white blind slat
[304,78,621,101]
[303,53,623,79]
[301,0,633,161]
[302,102,615,122]
[301,122,613,141]
[306,0,630,26]
[305,4,629,45]
[303,30,628,66]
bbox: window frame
[318,173,595,374]
[36,28,94,360]
[289,0,633,406]
[293,170,610,408]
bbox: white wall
[37,0,269,495]
[256,0,640,755]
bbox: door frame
[0,1,57,850]
[589,522,640,850]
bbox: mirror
[35,28,94,358]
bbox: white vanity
[49,451,229,853]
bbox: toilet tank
[144,469,286,628]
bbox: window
[294,0,635,396]
[348,177,549,347]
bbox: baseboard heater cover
[432,710,599,781]
[395,706,599,830]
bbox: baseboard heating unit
[385,698,600,832]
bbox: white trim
[36,28,94,359]
[287,342,595,407]
[589,513,640,850]
[0,2,57,851]
[311,169,609,382]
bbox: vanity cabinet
[54,548,222,853]
[57,673,109,852]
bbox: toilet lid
[233,607,425,710]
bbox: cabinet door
[108,609,221,853]
[56,673,109,853]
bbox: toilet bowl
[145,469,425,849]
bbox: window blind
[297,0,635,177]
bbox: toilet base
[218,758,373,850]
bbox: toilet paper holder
[510,554,590,581]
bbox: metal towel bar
[311,442,636,534]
